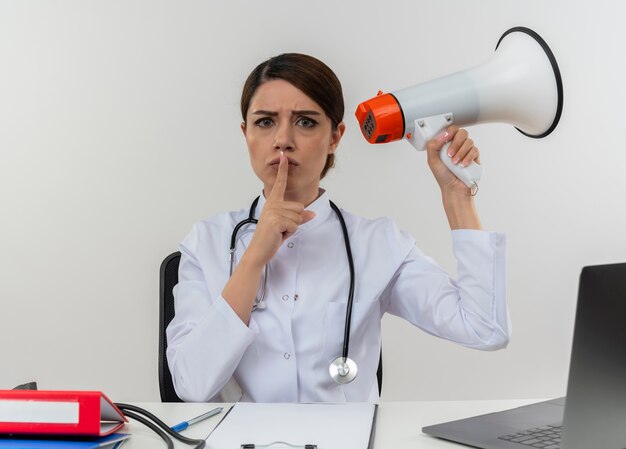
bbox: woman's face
[242,79,344,202]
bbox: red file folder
[0,390,127,436]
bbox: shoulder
[337,207,415,248]
[181,207,249,252]
[333,206,417,275]
[195,207,248,232]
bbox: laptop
[422,262,626,449]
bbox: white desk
[123,399,540,448]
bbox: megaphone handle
[408,114,482,191]
[439,143,483,191]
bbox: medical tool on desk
[171,407,223,432]
[115,403,208,449]
[241,443,317,448]
[230,197,359,385]
[355,26,564,193]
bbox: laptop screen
[561,262,626,449]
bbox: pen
[171,406,223,432]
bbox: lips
[269,156,299,167]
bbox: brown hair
[241,53,344,179]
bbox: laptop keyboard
[498,424,561,448]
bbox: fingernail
[437,132,449,142]
[280,150,284,158]
[453,157,459,165]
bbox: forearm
[222,252,265,325]
[167,297,255,401]
[441,189,482,230]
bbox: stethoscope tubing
[328,200,355,361]
[230,196,357,368]
[229,197,260,258]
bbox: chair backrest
[158,251,183,402]
[158,252,382,401]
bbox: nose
[273,121,294,152]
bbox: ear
[240,122,247,136]
[329,122,346,154]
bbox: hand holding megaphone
[355,27,563,191]
[409,112,484,192]
[425,125,483,194]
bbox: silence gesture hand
[246,152,316,268]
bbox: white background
[1,0,625,402]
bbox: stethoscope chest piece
[235,197,360,385]
[329,356,358,384]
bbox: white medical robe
[166,191,509,402]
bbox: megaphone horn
[355,26,564,190]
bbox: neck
[264,184,322,207]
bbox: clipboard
[205,402,378,449]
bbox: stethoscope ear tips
[329,357,358,384]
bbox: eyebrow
[251,110,322,116]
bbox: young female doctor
[166,53,509,403]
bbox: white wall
[1,0,625,402]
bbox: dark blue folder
[0,432,130,448]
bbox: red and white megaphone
[355,26,563,191]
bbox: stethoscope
[229,196,358,385]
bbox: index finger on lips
[268,151,288,201]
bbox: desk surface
[123,399,540,448]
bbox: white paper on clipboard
[205,402,377,449]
